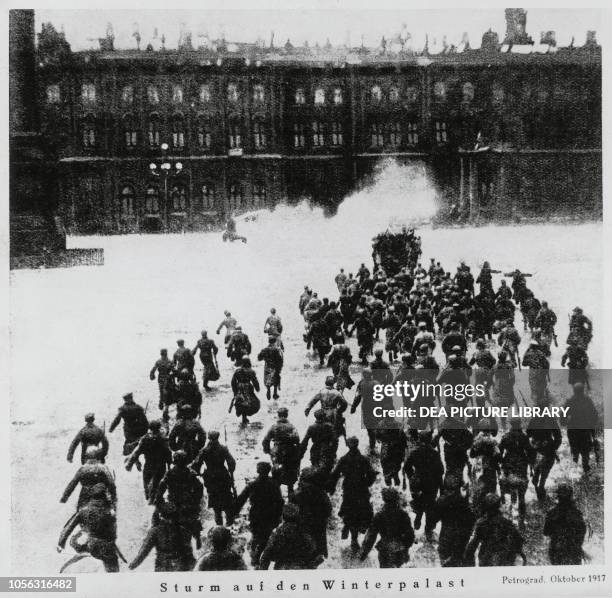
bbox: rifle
[228,396,236,414]
[230,471,238,502]
[552,330,558,348]
[517,389,529,407]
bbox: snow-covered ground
[9,162,603,573]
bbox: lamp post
[148,142,183,231]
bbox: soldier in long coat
[262,407,301,495]
[230,356,261,425]
[257,336,284,400]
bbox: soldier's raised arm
[109,410,122,434]
[128,527,157,570]
[57,511,81,550]
[149,361,158,381]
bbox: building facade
[18,9,603,236]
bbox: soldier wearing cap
[57,482,119,572]
[196,526,246,571]
[230,355,261,425]
[464,493,525,566]
[109,392,149,459]
[568,307,593,350]
[403,430,444,540]
[305,376,347,440]
[126,420,172,501]
[257,336,284,400]
[299,409,338,475]
[564,382,599,473]
[150,348,175,419]
[359,487,415,568]
[192,430,236,526]
[216,310,238,345]
[291,467,332,559]
[351,368,378,451]
[67,413,109,465]
[153,450,204,548]
[348,309,375,365]
[173,339,195,373]
[329,437,377,552]
[192,330,219,391]
[259,503,319,570]
[129,501,195,571]
[227,326,252,365]
[234,461,284,564]
[262,408,300,496]
[168,404,206,462]
[60,446,117,509]
[543,483,587,565]
[175,369,203,417]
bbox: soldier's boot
[273,385,279,399]
[341,525,349,540]
[414,512,422,530]
[518,498,526,531]
[266,387,271,400]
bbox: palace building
[10,8,602,242]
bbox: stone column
[468,155,479,223]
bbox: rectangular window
[227,83,239,103]
[172,85,184,104]
[331,122,343,146]
[229,124,242,149]
[370,123,384,148]
[125,131,138,148]
[253,184,266,207]
[147,86,160,104]
[83,126,96,148]
[295,88,306,104]
[46,84,60,104]
[148,121,160,147]
[201,185,215,210]
[197,123,212,150]
[228,184,242,211]
[435,121,448,144]
[199,84,211,103]
[333,88,343,105]
[293,123,305,148]
[172,130,185,148]
[81,83,96,103]
[253,122,266,149]
[121,85,134,105]
[388,122,402,148]
[314,88,325,105]
[407,122,419,146]
[312,121,325,147]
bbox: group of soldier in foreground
[57,227,599,572]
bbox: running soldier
[564,382,599,473]
[527,415,562,501]
[234,462,284,565]
[257,336,284,400]
[216,310,238,345]
[359,487,415,568]
[262,408,301,496]
[173,339,195,374]
[329,437,377,551]
[305,376,348,441]
[192,330,219,391]
[196,527,246,571]
[150,349,175,420]
[230,356,261,425]
[108,393,148,460]
[299,409,338,475]
[168,404,206,462]
[66,413,109,465]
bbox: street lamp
[148,142,184,231]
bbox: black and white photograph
[5,1,610,594]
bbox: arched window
[389,86,400,102]
[314,88,325,105]
[333,88,343,105]
[148,114,160,147]
[370,122,384,148]
[295,88,306,104]
[293,123,305,148]
[121,85,134,105]
[201,184,215,210]
[253,84,265,103]
[228,184,242,211]
[434,120,448,144]
[406,122,419,146]
[171,114,185,149]
[82,114,96,148]
[312,121,325,147]
[433,81,446,100]
[371,85,382,103]
[145,185,160,215]
[123,114,137,148]
[120,185,135,218]
[147,85,160,104]
[196,115,212,150]
[462,82,475,103]
[388,122,401,147]
[331,122,343,146]
[172,85,184,104]
[170,184,188,212]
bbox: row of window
[82,118,447,150]
[118,183,266,218]
[47,80,573,109]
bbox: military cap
[325,375,335,387]
[256,461,272,475]
[209,526,232,550]
[84,413,95,422]
[346,436,359,448]
[277,407,288,418]
[314,409,325,421]
[381,487,400,503]
[481,493,501,512]
[149,420,162,432]
[122,392,133,401]
[208,430,220,441]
